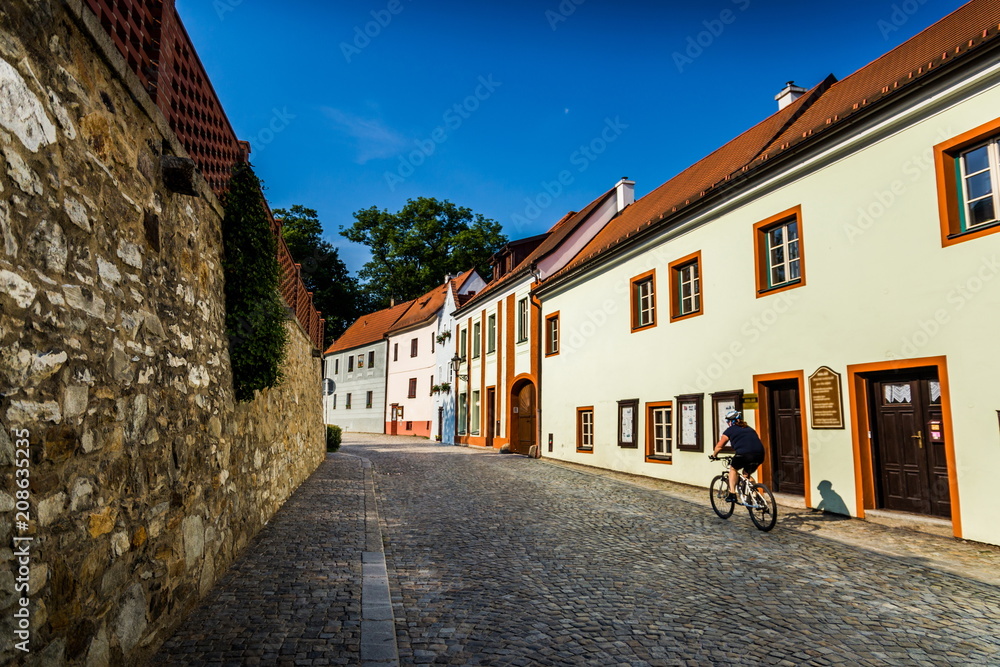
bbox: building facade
[535,0,1000,546]
[323,301,413,432]
[452,179,635,454]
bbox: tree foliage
[341,197,506,308]
[273,205,365,345]
[221,162,288,401]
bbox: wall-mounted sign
[618,399,639,448]
[711,390,744,449]
[809,366,844,429]
[676,394,704,452]
[742,393,759,410]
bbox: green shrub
[327,425,342,452]
[221,162,288,402]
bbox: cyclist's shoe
[725,493,737,503]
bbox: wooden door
[871,374,950,518]
[766,380,805,495]
[514,384,536,455]
[485,388,496,449]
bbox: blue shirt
[724,425,765,457]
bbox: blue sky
[176,0,967,274]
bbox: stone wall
[0,0,325,664]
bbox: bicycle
[708,455,777,531]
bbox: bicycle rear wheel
[710,475,735,519]
[747,483,777,531]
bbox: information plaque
[809,366,844,429]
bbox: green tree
[273,204,366,346]
[342,197,506,308]
[222,162,288,401]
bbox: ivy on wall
[222,162,288,401]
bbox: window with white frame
[471,391,481,434]
[545,313,559,355]
[577,408,594,451]
[458,392,468,434]
[959,139,999,231]
[648,403,673,460]
[631,271,656,330]
[516,298,528,343]
[472,322,481,358]
[487,314,496,353]
[676,261,701,317]
[765,219,800,288]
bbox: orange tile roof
[324,300,414,355]
[549,0,1000,285]
[457,187,617,312]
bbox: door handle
[911,430,923,449]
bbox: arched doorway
[511,381,536,456]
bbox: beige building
[534,0,1000,546]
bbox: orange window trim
[845,356,961,539]
[668,250,704,323]
[934,116,1000,248]
[544,311,560,357]
[576,406,594,453]
[752,205,806,299]
[752,370,811,509]
[644,400,673,464]
[629,269,657,332]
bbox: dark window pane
[969,198,996,227]
[963,145,990,174]
[967,171,993,200]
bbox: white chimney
[775,81,807,110]
[615,177,635,212]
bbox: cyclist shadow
[780,480,852,532]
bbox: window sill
[630,322,657,333]
[576,447,594,454]
[756,279,803,298]
[645,456,673,464]
[670,310,703,323]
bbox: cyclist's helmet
[724,409,742,423]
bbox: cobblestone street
[157,434,1000,666]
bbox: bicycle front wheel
[710,475,735,519]
[747,483,777,531]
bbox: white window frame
[678,263,700,316]
[471,391,481,434]
[517,298,528,343]
[579,409,594,451]
[766,220,800,288]
[651,406,673,458]
[958,138,1000,232]
[636,278,655,327]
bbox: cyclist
[710,409,765,504]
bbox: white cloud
[322,107,408,164]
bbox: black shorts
[731,453,764,475]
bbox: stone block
[87,507,116,538]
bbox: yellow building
[535,0,1000,545]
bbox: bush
[327,425,342,452]
[222,162,289,402]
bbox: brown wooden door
[766,380,805,495]
[514,384,536,455]
[871,374,949,518]
[485,388,496,449]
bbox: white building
[323,300,414,433]
[384,271,482,438]
[535,0,1000,546]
